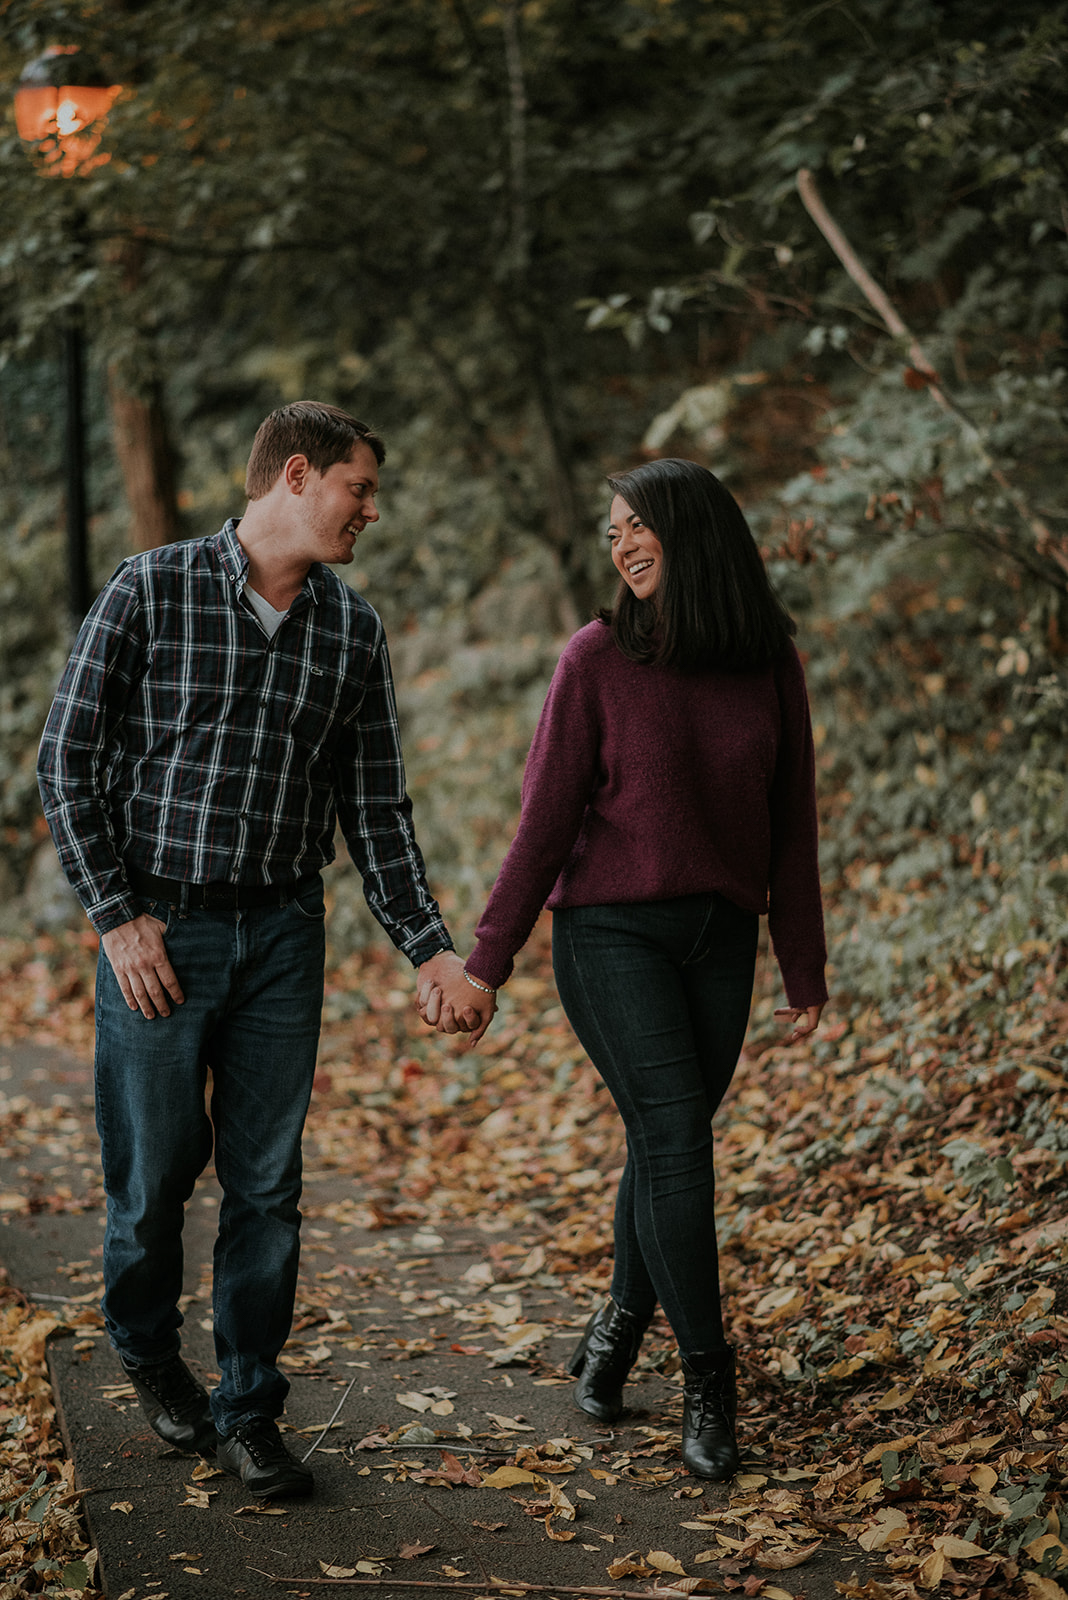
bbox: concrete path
[0,1039,878,1600]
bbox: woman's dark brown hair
[602,458,796,672]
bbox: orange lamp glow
[14,47,121,177]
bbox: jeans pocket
[137,897,174,934]
[288,879,326,922]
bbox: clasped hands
[416,950,496,1047]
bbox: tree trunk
[106,366,180,551]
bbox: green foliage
[0,0,1065,1010]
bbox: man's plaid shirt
[37,521,451,965]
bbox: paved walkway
[0,1039,877,1600]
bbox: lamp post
[14,46,121,625]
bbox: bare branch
[796,167,1061,565]
[255,1577,713,1598]
[502,0,530,280]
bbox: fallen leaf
[607,1553,653,1579]
[647,1550,687,1576]
[756,1539,822,1570]
[110,1502,133,1515]
[1022,1577,1068,1600]
[482,1465,541,1489]
[181,1485,215,1509]
[932,1535,988,1558]
[321,1563,358,1578]
[484,1412,536,1431]
[399,1542,437,1559]
[396,1391,434,1412]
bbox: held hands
[102,913,185,1020]
[416,950,496,1048]
[774,1003,824,1044]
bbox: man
[38,401,475,1499]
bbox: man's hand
[774,1003,824,1044]
[416,950,496,1047]
[102,914,185,1019]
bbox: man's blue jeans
[552,893,757,1359]
[94,880,326,1435]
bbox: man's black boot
[121,1354,218,1456]
[680,1347,740,1480]
[567,1299,651,1423]
[217,1416,314,1499]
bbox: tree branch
[502,0,530,281]
[796,166,1064,571]
[255,1577,714,1598]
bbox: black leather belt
[127,867,317,911]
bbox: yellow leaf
[761,1589,799,1600]
[647,1551,687,1576]
[752,1286,804,1324]
[757,1540,822,1570]
[545,1517,576,1542]
[933,1535,987,1558]
[970,1464,998,1493]
[734,1473,768,1490]
[918,1549,945,1588]
[858,1509,909,1551]
[320,1564,358,1579]
[871,1384,916,1410]
[1026,1536,1068,1569]
[1019,1288,1056,1321]
[1022,1577,1068,1600]
[862,1436,919,1464]
[110,1502,133,1515]
[482,1466,540,1489]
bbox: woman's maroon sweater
[465,621,828,1009]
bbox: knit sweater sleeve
[465,635,600,989]
[766,643,828,1008]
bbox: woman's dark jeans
[552,893,757,1359]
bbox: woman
[421,459,827,1480]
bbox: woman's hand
[416,955,497,1047]
[774,1003,823,1044]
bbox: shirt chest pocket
[280,670,363,754]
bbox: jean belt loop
[179,881,190,916]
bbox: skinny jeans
[94,880,326,1434]
[552,893,757,1359]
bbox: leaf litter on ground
[2,919,1068,1596]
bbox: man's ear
[282,453,311,493]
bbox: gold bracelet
[463,970,496,995]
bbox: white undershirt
[243,584,288,639]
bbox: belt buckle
[202,882,239,909]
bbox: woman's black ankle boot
[680,1347,740,1481]
[567,1300,650,1423]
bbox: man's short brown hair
[245,402,386,500]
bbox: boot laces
[132,1358,205,1421]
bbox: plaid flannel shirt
[37,521,452,967]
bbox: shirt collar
[216,518,323,608]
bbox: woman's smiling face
[607,494,663,598]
